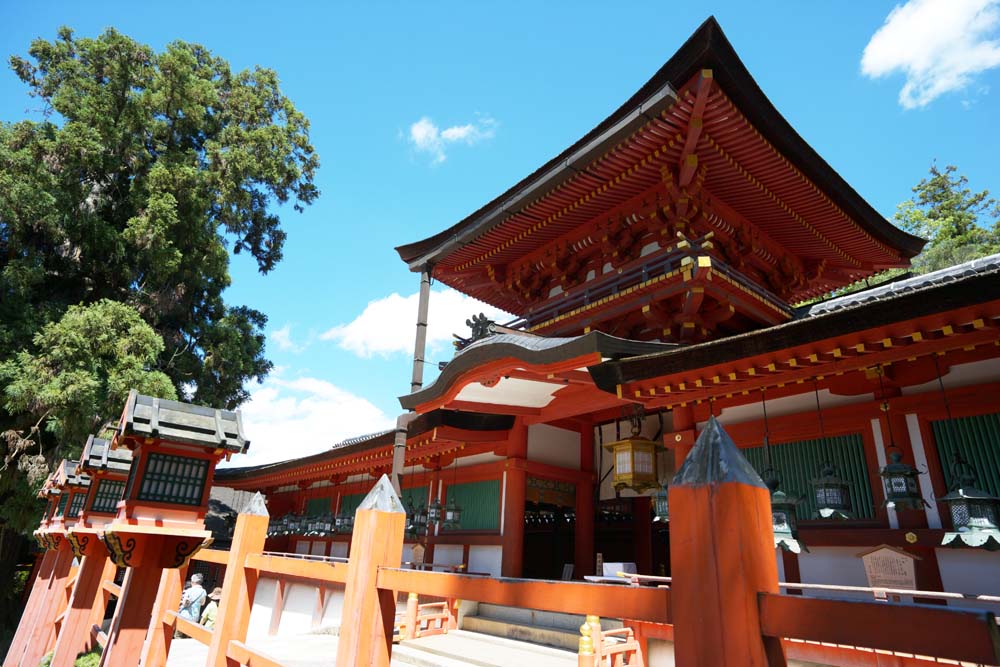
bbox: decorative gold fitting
[578,621,594,656]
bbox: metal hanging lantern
[605,405,659,493]
[808,381,853,519]
[405,499,418,539]
[939,455,1000,550]
[880,449,928,511]
[875,366,927,511]
[764,469,806,553]
[414,504,428,534]
[653,484,670,523]
[442,498,462,530]
[427,497,443,526]
[811,464,854,519]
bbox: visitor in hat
[200,587,223,630]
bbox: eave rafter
[620,312,1000,409]
[222,428,509,490]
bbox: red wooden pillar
[502,420,528,578]
[51,548,114,667]
[99,537,163,667]
[138,563,188,667]
[206,494,269,667]
[19,538,75,667]
[575,422,595,578]
[669,416,786,666]
[335,475,405,667]
[4,547,57,667]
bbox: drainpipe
[391,266,432,494]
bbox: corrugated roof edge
[803,253,1000,317]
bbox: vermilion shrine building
[215,18,1000,601]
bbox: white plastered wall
[935,549,1000,611]
[796,547,872,600]
[527,423,580,469]
[468,545,502,577]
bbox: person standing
[200,587,222,630]
[178,573,207,629]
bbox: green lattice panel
[55,493,69,518]
[339,493,366,516]
[442,480,500,531]
[91,479,126,513]
[137,453,209,506]
[743,433,875,519]
[932,411,1000,496]
[306,496,333,516]
[67,492,87,518]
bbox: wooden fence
[9,479,1000,667]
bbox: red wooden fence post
[403,592,418,640]
[50,538,114,667]
[206,493,269,667]
[4,544,57,667]
[669,416,786,666]
[19,537,75,667]
[138,562,188,667]
[335,475,405,667]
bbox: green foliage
[0,27,318,494]
[894,164,1000,274]
[39,651,52,667]
[74,650,101,667]
[1,300,175,475]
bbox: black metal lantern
[809,381,853,519]
[413,504,428,534]
[442,497,462,530]
[880,449,928,511]
[405,499,419,539]
[811,463,854,519]
[427,497,443,526]
[653,484,669,523]
[337,509,354,534]
[764,469,806,553]
[939,456,1000,550]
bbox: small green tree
[1,300,175,481]
[894,164,1000,274]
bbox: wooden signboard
[858,545,919,590]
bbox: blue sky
[4,1,1000,465]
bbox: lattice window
[91,479,126,513]
[136,453,209,506]
[67,492,87,518]
[55,493,69,518]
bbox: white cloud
[862,0,1000,108]
[223,374,395,467]
[270,324,305,353]
[320,288,511,359]
[408,114,497,164]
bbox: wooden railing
[31,485,1000,667]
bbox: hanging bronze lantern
[605,404,659,493]
[811,463,854,519]
[442,497,462,530]
[809,381,853,519]
[652,484,669,523]
[939,455,1000,550]
[427,497,443,526]
[764,469,806,553]
[880,449,928,511]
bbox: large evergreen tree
[0,27,318,511]
[894,164,1000,273]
